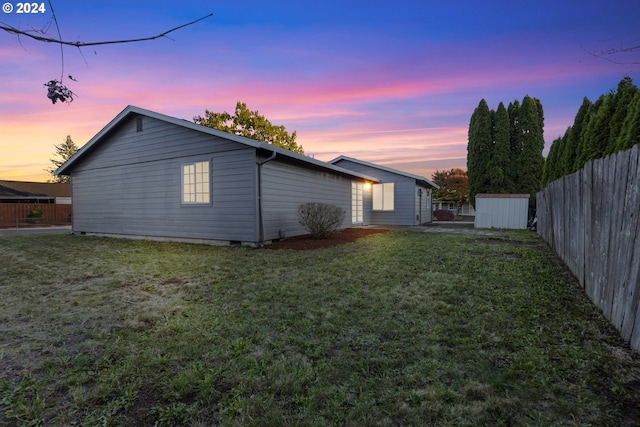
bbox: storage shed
[474,194,530,229]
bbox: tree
[567,98,591,173]
[467,99,492,205]
[542,77,640,186]
[0,1,211,103]
[618,91,640,151]
[489,102,512,193]
[467,96,545,207]
[513,96,545,202]
[431,168,469,214]
[46,135,78,183]
[194,102,304,154]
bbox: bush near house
[297,202,345,239]
[434,209,455,221]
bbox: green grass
[1,230,639,426]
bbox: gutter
[256,150,277,246]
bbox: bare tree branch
[0,13,212,47]
[582,42,640,65]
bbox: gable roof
[55,105,378,183]
[329,156,439,190]
[0,180,71,198]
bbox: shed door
[352,181,363,224]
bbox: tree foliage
[467,99,492,203]
[467,96,545,206]
[431,168,469,209]
[194,101,304,154]
[46,135,79,183]
[543,77,640,186]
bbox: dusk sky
[1,1,639,182]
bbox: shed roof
[55,105,379,183]
[329,155,439,190]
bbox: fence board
[610,151,632,331]
[621,145,640,342]
[538,145,640,352]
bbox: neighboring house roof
[55,105,379,183]
[0,180,71,198]
[329,155,440,190]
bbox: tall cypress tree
[618,91,640,151]
[607,77,639,154]
[542,77,640,186]
[489,102,512,192]
[507,100,522,188]
[568,98,592,173]
[467,99,493,205]
[516,96,545,202]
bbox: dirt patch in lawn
[263,228,390,250]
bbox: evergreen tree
[542,77,640,186]
[606,77,638,154]
[507,100,522,188]
[489,102,512,192]
[515,96,545,202]
[617,91,640,151]
[467,99,493,205]
[543,135,563,186]
[46,135,79,183]
[578,95,608,168]
[569,98,592,173]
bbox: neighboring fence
[537,144,640,351]
[0,203,72,228]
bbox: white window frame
[373,182,394,211]
[182,161,211,205]
[352,181,364,224]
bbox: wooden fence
[0,203,72,228]
[537,144,640,351]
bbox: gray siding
[332,159,420,226]
[71,116,258,243]
[415,185,433,224]
[261,161,354,240]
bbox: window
[373,183,394,211]
[352,181,363,224]
[182,161,210,204]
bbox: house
[56,105,438,246]
[0,181,72,227]
[329,156,438,226]
[0,180,71,204]
[432,200,476,217]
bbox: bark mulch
[262,228,389,250]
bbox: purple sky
[1,0,639,181]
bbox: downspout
[256,150,277,246]
[418,188,423,225]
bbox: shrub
[297,202,345,239]
[26,205,45,224]
[434,209,455,221]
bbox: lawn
[1,230,639,426]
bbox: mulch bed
[262,228,389,250]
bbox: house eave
[329,155,440,190]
